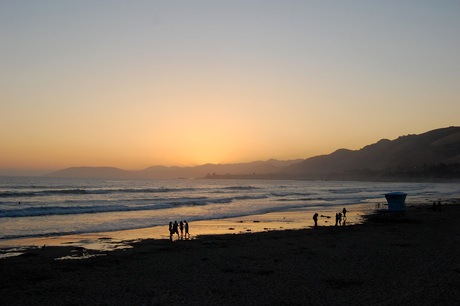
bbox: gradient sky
[1,1,460,173]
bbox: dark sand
[2,202,460,305]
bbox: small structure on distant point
[384,192,407,211]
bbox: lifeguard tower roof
[384,192,407,211]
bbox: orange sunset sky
[1,1,460,175]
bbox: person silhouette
[335,213,339,226]
[172,221,180,239]
[184,220,189,239]
[179,221,184,240]
[342,207,347,218]
[169,221,173,241]
[313,213,319,228]
[338,212,342,226]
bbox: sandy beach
[1,200,460,305]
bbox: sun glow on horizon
[1,1,459,174]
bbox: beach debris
[228,227,235,230]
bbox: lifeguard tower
[384,192,407,211]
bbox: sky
[1,0,460,174]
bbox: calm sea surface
[0,177,458,240]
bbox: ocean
[0,176,458,241]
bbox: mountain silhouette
[282,126,460,181]
[46,127,460,181]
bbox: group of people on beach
[169,220,190,241]
[433,201,442,212]
[335,207,347,226]
[313,207,347,228]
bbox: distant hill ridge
[46,126,460,181]
[45,159,304,179]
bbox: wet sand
[1,201,460,305]
[0,203,371,253]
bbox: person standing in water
[313,213,319,228]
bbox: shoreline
[0,198,456,257]
[1,201,460,305]
[0,202,374,257]
[0,198,455,256]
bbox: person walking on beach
[172,221,180,239]
[342,207,347,218]
[180,221,184,240]
[184,220,189,239]
[335,213,339,226]
[338,212,342,226]
[313,213,318,228]
[169,221,173,241]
